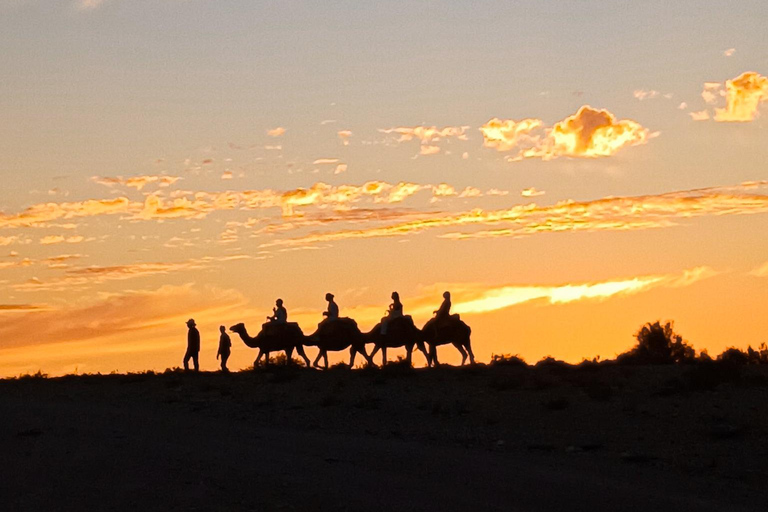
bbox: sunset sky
[1,0,768,377]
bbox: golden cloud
[481,106,652,160]
[452,266,716,315]
[690,110,710,121]
[0,304,46,312]
[267,127,286,137]
[521,187,545,197]
[288,266,717,330]
[531,106,651,160]
[0,258,34,270]
[338,130,353,145]
[13,255,252,292]
[479,118,543,152]
[39,235,85,245]
[262,181,768,247]
[0,197,135,229]
[379,125,469,144]
[92,175,181,190]
[714,71,768,122]
[419,145,441,156]
[0,180,484,231]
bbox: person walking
[216,325,231,372]
[184,318,200,372]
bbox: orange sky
[1,1,768,377]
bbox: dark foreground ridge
[2,361,768,512]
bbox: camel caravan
[220,291,475,370]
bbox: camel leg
[255,349,265,367]
[359,344,374,365]
[453,342,468,366]
[296,345,311,367]
[416,341,430,366]
[323,351,329,369]
[264,351,271,366]
[405,344,413,366]
[370,344,380,360]
[381,347,387,366]
[349,347,357,367]
[313,351,324,369]
[286,346,294,364]
[465,340,476,364]
[430,344,439,367]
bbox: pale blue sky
[2,1,767,199]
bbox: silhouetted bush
[746,343,768,363]
[380,356,415,376]
[490,354,527,367]
[18,370,48,380]
[535,357,572,375]
[718,348,750,365]
[717,343,768,365]
[617,321,695,365]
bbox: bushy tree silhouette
[618,321,695,365]
[717,342,768,364]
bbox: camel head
[229,322,260,349]
[229,323,246,334]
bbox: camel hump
[425,315,464,330]
[338,317,358,328]
[392,315,415,327]
[261,321,302,336]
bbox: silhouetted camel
[365,316,430,366]
[421,316,475,366]
[230,322,311,367]
[305,318,373,369]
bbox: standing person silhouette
[184,318,200,372]
[381,291,403,335]
[216,325,231,372]
[321,293,339,324]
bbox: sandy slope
[1,364,767,511]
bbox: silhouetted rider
[267,298,288,323]
[322,292,339,322]
[381,291,403,335]
[434,291,451,324]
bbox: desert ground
[2,361,767,511]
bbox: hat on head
[276,298,283,305]
[186,318,196,327]
[325,292,334,301]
